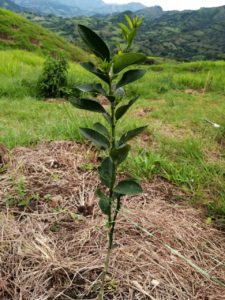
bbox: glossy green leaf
[96,189,111,215]
[110,144,131,165]
[78,25,110,61]
[70,98,106,113]
[98,157,115,188]
[115,96,139,120]
[80,128,110,149]
[116,69,146,89]
[93,122,110,137]
[76,83,106,95]
[113,53,146,74]
[119,126,147,145]
[114,179,142,195]
[81,62,110,84]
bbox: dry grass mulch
[0,141,225,299]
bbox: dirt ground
[0,141,225,299]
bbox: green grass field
[0,49,225,222]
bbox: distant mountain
[10,0,145,16]
[136,5,164,19]
[28,5,225,61]
[0,0,22,12]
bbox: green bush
[37,55,69,98]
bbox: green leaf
[18,198,32,207]
[119,126,147,145]
[96,189,111,215]
[70,98,106,113]
[115,88,125,100]
[117,23,129,35]
[115,96,139,120]
[78,24,110,61]
[81,62,110,84]
[110,144,130,165]
[76,83,106,95]
[107,96,116,103]
[103,112,112,125]
[128,29,137,47]
[114,179,142,195]
[125,14,133,29]
[116,69,146,89]
[93,122,110,137]
[113,53,146,74]
[98,157,115,188]
[80,128,110,149]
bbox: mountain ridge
[0,0,23,12]
[10,0,145,16]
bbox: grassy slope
[0,49,224,220]
[0,8,88,61]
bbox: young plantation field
[0,49,225,220]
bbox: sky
[103,0,225,10]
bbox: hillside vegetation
[29,5,225,61]
[0,8,88,61]
[137,6,225,60]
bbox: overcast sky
[103,0,225,10]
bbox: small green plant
[2,176,39,207]
[117,14,144,52]
[70,16,147,298]
[37,55,69,98]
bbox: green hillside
[0,8,88,61]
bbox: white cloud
[103,0,225,10]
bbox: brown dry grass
[0,141,225,299]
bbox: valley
[27,5,225,61]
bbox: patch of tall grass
[0,49,94,98]
[0,96,101,148]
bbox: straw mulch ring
[0,141,225,300]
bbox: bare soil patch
[136,108,153,117]
[0,141,224,299]
[0,33,14,41]
[29,38,40,46]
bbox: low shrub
[37,55,69,98]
